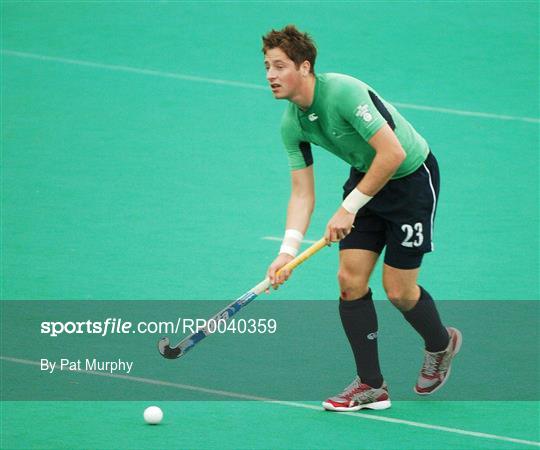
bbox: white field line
[1,356,539,447]
[0,50,267,91]
[391,102,540,123]
[2,49,539,124]
[262,236,318,245]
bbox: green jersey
[281,73,429,178]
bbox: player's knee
[385,287,405,304]
[337,268,368,300]
[383,283,419,310]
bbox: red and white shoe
[322,377,391,412]
[414,327,462,395]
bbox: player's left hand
[325,207,356,243]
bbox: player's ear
[301,61,311,76]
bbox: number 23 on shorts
[401,222,424,248]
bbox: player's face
[264,48,303,100]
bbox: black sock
[339,288,383,388]
[402,286,450,352]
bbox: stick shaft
[278,237,328,272]
[251,237,328,295]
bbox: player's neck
[290,75,316,111]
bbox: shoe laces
[422,351,445,377]
[340,377,363,399]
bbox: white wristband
[342,188,373,214]
[284,229,303,241]
[279,244,299,257]
[279,228,303,257]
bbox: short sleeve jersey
[281,73,429,179]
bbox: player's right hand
[266,253,295,290]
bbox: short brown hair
[262,25,317,73]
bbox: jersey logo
[308,113,319,122]
[355,104,373,122]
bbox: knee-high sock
[402,286,450,352]
[339,289,383,388]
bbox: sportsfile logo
[40,317,277,336]
[355,104,373,122]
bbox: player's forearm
[356,148,405,197]
[285,166,315,234]
[285,192,314,235]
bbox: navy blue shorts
[339,152,440,270]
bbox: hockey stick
[158,237,328,359]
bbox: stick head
[158,337,183,359]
